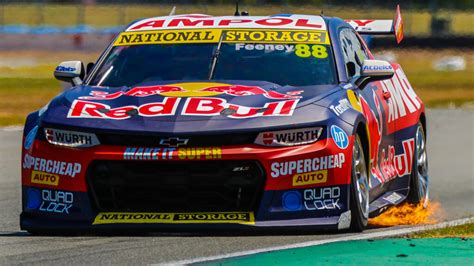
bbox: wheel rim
[353,137,369,219]
[416,126,429,207]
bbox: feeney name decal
[22,154,82,178]
[68,98,298,119]
[93,212,254,225]
[123,147,222,160]
[31,170,60,186]
[271,153,345,178]
[113,29,329,46]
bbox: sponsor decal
[360,92,383,182]
[304,187,341,210]
[93,212,254,225]
[330,125,349,149]
[30,170,60,186]
[22,154,82,178]
[255,127,322,147]
[383,192,403,204]
[362,64,393,72]
[329,98,351,116]
[160,137,189,147]
[223,30,329,44]
[123,147,222,160]
[292,170,327,186]
[270,153,345,178]
[39,189,73,214]
[80,83,303,100]
[68,97,298,119]
[44,128,100,148]
[26,188,41,209]
[24,125,38,150]
[114,29,329,46]
[379,138,415,182]
[114,29,220,46]
[55,66,76,72]
[381,68,421,131]
[27,188,74,214]
[127,15,325,31]
[282,191,302,211]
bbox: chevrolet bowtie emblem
[160,137,189,147]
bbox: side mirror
[54,61,85,86]
[355,60,394,89]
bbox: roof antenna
[234,0,240,16]
[320,9,324,16]
[169,6,176,16]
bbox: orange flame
[369,202,442,227]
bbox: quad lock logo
[27,188,74,214]
[281,186,342,211]
[304,187,341,210]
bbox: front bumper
[21,130,354,231]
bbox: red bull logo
[80,82,303,100]
[68,97,299,120]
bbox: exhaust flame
[369,202,442,227]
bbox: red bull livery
[21,6,429,233]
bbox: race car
[21,5,429,233]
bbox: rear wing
[346,5,404,44]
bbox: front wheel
[407,122,430,207]
[350,134,370,231]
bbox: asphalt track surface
[0,109,472,265]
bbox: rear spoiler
[346,5,404,44]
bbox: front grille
[87,160,265,212]
[97,132,258,147]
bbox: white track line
[156,217,474,266]
[0,126,22,132]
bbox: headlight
[44,128,100,148]
[254,127,323,147]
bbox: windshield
[90,36,337,87]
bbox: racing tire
[407,122,430,208]
[349,134,370,232]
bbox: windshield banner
[113,29,330,46]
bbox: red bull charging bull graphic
[70,83,302,119]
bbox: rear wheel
[350,134,369,231]
[408,122,429,207]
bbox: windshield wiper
[208,34,225,80]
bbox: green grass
[407,223,474,238]
[1,4,473,36]
[0,77,60,126]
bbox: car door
[338,27,395,198]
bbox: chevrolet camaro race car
[21,6,429,233]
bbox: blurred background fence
[0,0,473,37]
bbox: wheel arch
[419,112,427,136]
[355,121,370,173]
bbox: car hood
[40,80,340,134]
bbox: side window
[339,28,369,78]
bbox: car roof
[125,14,329,32]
